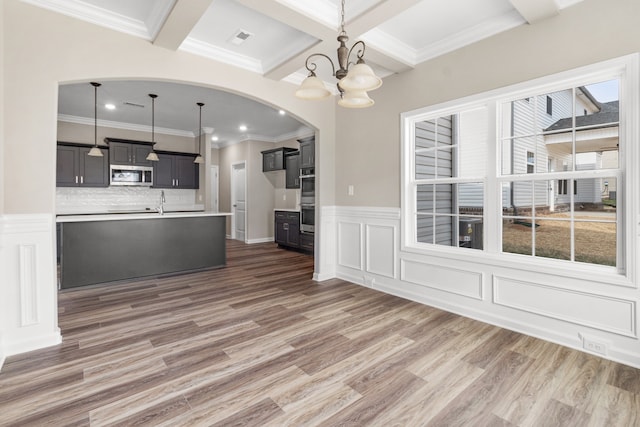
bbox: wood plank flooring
[1,240,639,426]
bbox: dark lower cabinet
[299,232,314,252]
[56,143,109,187]
[274,211,313,253]
[275,211,300,248]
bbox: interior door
[231,162,246,242]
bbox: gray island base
[58,213,228,289]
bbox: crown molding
[360,28,418,67]
[22,0,153,40]
[146,0,176,41]
[57,114,195,138]
[416,9,525,63]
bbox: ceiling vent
[228,29,253,46]
[123,101,145,108]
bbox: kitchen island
[57,211,230,289]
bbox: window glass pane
[416,214,434,244]
[502,137,540,175]
[502,97,535,137]
[511,180,533,215]
[576,80,619,128]
[538,89,571,131]
[534,218,571,261]
[459,216,483,250]
[416,184,433,213]
[575,220,616,266]
[435,216,455,246]
[436,147,454,178]
[458,183,484,214]
[458,107,488,177]
[435,184,453,214]
[534,180,553,217]
[502,218,532,255]
[574,177,616,211]
[415,119,437,149]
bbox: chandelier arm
[346,40,367,68]
[305,53,336,77]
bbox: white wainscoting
[0,214,61,369]
[322,205,640,368]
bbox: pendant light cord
[91,82,101,148]
[197,102,204,154]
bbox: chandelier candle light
[146,94,160,161]
[295,0,382,108]
[87,82,103,157]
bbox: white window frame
[401,54,639,287]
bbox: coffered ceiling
[27,0,583,145]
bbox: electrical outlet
[582,336,608,356]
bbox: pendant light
[194,102,204,164]
[294,0,382,107]
[87,82,103,157]
[146,93,160,162]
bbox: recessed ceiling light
[239,125,247,132]
[211,136,219,142]
[278,110,286,116]
[105,103,116,110]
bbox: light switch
[348,185,354,196]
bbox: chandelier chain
[340,0,346,34]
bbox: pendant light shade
[88,82,104,157]
[338,89,374,108]
[295,73,331,100]
[339,60,382,92]
[194,102,204,164]
[146,94,159,161]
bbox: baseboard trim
[246,237,274,244]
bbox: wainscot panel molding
[401,259,483,300]
[324,206,640,369]
[365,224,396,279]
[0,215,61,365]
[338,222,363,270]
[493,276,637,338]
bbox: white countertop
[275,208,300,212]
[57,211,231,222]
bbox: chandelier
[295,0,382,108]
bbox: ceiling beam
[234,0,335,40]
[260,0,421,80]
[508,0,558,24]
[153,0,214,50]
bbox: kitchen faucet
[157,190,165,215]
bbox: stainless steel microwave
[110,165,153,186]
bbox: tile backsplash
[56,187,198,214]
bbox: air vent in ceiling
[123,101,145,108]
[228,29,253,46]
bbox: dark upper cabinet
[262,147,297,172]
[106,140,153,166]
[285,152,300,189]
[152,151,199,189]
[298,136,315,169]
[56,143,109,187]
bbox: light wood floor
[1,240,639,426]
